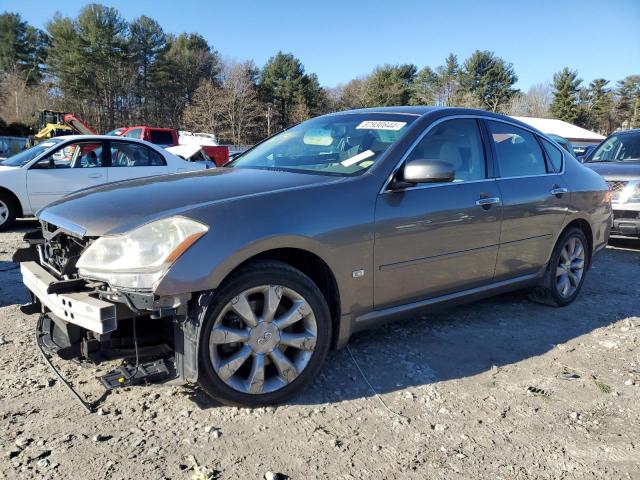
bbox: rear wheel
[529,227,589,307]
[0,193,18,231]
[198,261,331,407]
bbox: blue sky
[4,0,639,90]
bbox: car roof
[326,106,441,116]
[46,134,159,144]
[611,128,640,136]
[322,106,542,131]
[125,126,176,131]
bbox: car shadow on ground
[608,237,640,252]
[0,219,38,307]
[0,261,29,307]
[187,245,640,410]
[5,218,40,233]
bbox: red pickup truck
[121,126,179,147]
[112,126,229,166]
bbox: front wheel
[530,227,589,307]
[0,193,18,231]
[198,261,332,407]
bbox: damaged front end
[16,216,211,399]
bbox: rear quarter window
[540,137,564,173]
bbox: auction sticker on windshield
[341,149,375,167]
[356,120,407,131]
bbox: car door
[26,140,108,212]
[485,120,570,280]
[106,140,170,182]
[374,118,502,309]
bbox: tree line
[1,5,638,146]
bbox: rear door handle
[476,197,501,207]
[551,187,568,196]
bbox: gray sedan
[19,107,611,407]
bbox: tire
[0,192,18,231]
[529,227,590,307]
[198,260,332,407]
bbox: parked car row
[583,128,640,239]
[13,106,612,407]
[0,135,205,229]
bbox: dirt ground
[0,220,638,480]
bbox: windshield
[228,113,416,176]
[589,133,640,162]
[0,139,64,167]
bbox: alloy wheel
[555,236,585,298]
[208,284,317,394]
[0,200,8,226]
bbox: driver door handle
[88,173,103,179]
[476,197,501,207]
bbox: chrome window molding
[381,177,497,194]
[379,114,566,194]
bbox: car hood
[39,168,342,236]
[584,161,640,180]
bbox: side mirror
[32,157,55,169]
[394,159,455,188]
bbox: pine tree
[460,50,518,112]
[588,78,613,134]
[549,68,582,123]
[364,64,417,107]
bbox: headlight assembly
[76,216,208,290]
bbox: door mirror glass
[402,158,455,184]
[32,157,56,169]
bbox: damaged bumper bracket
[20,261,117,334]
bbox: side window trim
[478,118,497,179]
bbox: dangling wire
[346,345,409,420]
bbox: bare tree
[182,78,223,134]
[217,61,262,146]
[337,77,369,109]
[0,72,51,125]
[507,83,552,118]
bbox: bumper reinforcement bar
[21,261,117,334]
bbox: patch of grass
[593,380,612,394]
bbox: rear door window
[487,121,547,177]
[109,142,166,167]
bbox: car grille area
[40,223,89,278]
[606,180,629,201]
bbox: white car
[0,135,205,230]
[166,144,216,169]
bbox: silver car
[18,107,611,406]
